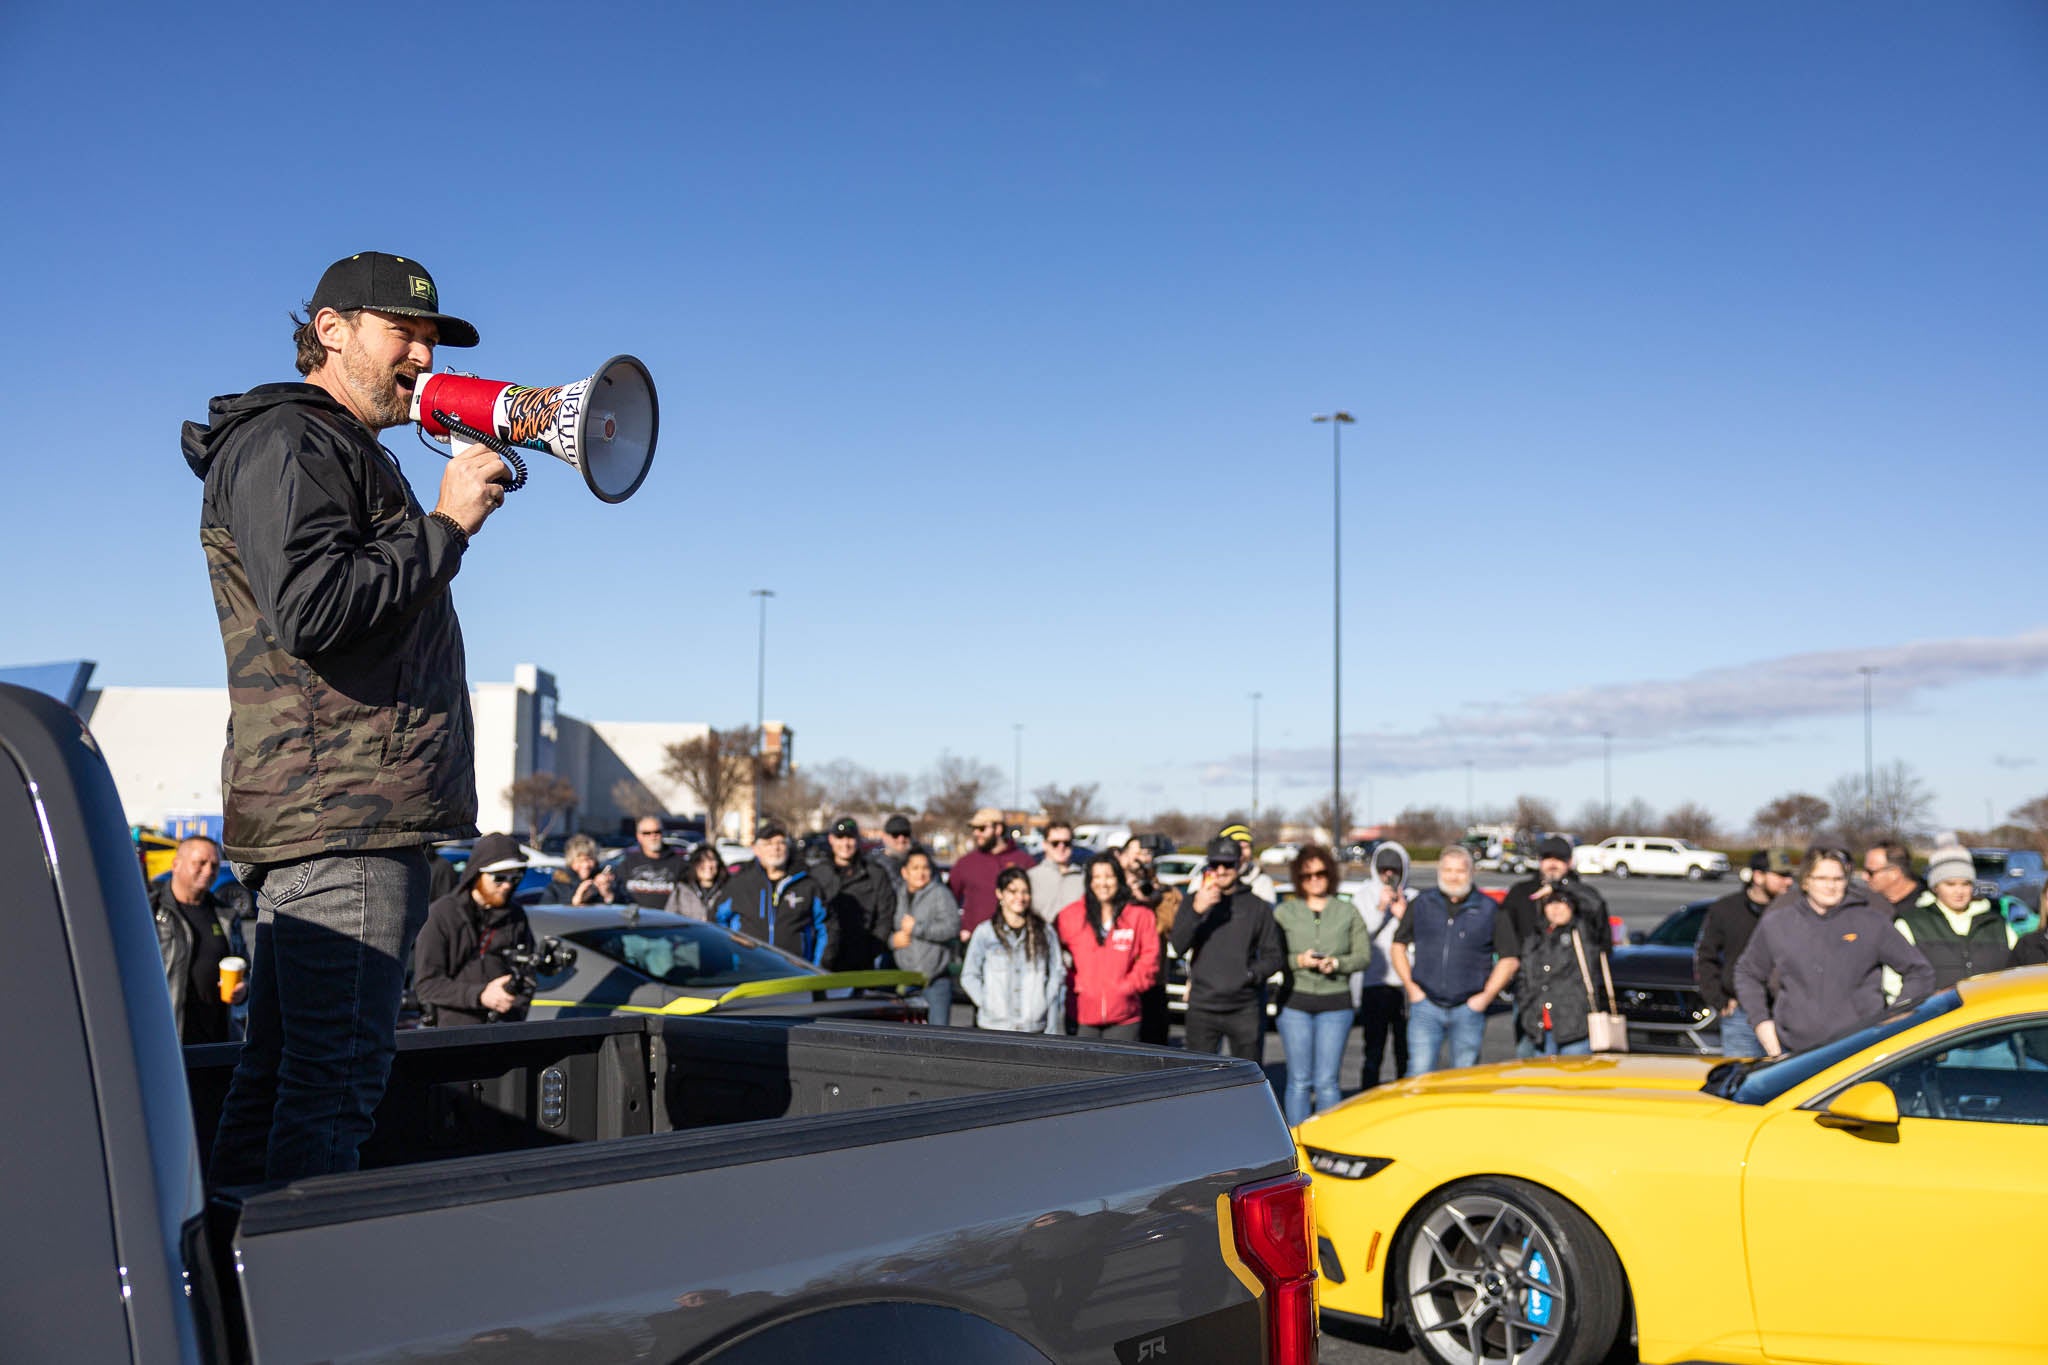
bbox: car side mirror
[1628,930,1647,945]
[1817,1080,1899,1130]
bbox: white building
[74,663,783,843]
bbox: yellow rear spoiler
[657,969,926,1016]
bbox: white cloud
[1219,627,2048,782]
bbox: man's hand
[1720,1000,1738,1018]
[480,974,519,1015]
[1404,982,1426,1004]
[229,980,249,1006]
[433,446,513,537]
[1755,1020,1783,1058]
[1191,880,1221,914]
[960,927,972,943]
[1464,992,1491,1013]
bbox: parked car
[1972,846,2046,914]
[1072,822,1134,853]
[1576,835,1729,881]
[1300,975,2048,1364]
[1154,852,1206,888]
[1258,842,1302,867]
[1609,899,1721,1054]
[0,681,1314,1365]
[518,906,927,1022]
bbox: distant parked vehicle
[1578,835,1729,881]
[1609,899,1722,1054]
[1257,841,1301,867]
[1072,823,1133,853]
[1972,847,2045,913]
[1154,853,1205,888]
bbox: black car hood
[1608,945,1698,990]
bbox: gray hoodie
[1733,883,1936,1053]
[1352,842,1413,997]
[896,879,961,981]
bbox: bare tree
[1661,801,1721,845]
[2010,793,2048,853]
[504,772,577,845]
[921,752,1005,842]
[660,725,758,842]
[1511,795,1560,836]
[1611,797,1657,834]
[1568,800,1617,843]
[1872,761,1936,843]
[1753,792,1831,846]
[1306,792,1359,843]
[759,767,828,835]
[1147,809,1210,848]
[1032,782,1105,827]
[1388,805,1459,847]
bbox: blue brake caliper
[1523,1241,1554,1328]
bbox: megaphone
[411,355,658,503]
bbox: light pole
[1250,691,1263,818]
[750,588,774,830]
[1601,731,1613,828]
[1464,760,1475,828]
[1012,723,1024,814]
[1311,410,1354,843]
[1363,774,1374,828]
[1858,666,1878,817]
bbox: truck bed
[187,1017,1290,1363]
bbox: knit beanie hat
[1924,846,1975,889]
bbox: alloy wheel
[1404,1193,1567,1365]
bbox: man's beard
[340,338,417,428]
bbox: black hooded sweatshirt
[182,383,476,863]
[413,859,536,1026]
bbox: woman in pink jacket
[1056,855,1161,1041]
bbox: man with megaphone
[182,251,507,1186]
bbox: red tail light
[1230,1172,1317,1363]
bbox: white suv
[1577,836,1729,881]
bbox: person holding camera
[1273,845,1370,1124]
[1169,837,1285,1058]
[413,834,537,1026]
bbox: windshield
[1645,903,1708,946]
[567,923,817,989]
[1708,991,1962,1105]
[1974,853,2008,876]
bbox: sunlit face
[1089,860,1121,902]
[971,819,1002,853]
[883,831,912,858]
[1296,860,1331,896]
[1804,858,1850,911]
[1045,827,1075,867]
[1438,854,1474,899]
[325,309,436,429]
[997,877,1032,922]
[171,838,220,901]
[475,866,521,909]
[829,830,858,863]
[569,851,598,880]
[903,853,933,893]
[636,821,664,856]
[1759,868,1794,900]
[1934,878,1975,912]
[755,834,788,874]
[1209,860,1240,893]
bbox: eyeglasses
[1046,839,1072,848]
[637,828,662,838]
[482,870,523,885]
[1299,868,1330,881]
[971,822,997,831]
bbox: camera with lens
[485,936,579,1020]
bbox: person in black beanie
[1499,835,1608,1058]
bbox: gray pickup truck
[0,682,1312,1364]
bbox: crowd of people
[151,810,2048,1133]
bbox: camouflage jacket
[182,384,479,864]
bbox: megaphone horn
[412,355,659,504]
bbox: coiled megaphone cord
[419,410,530,492]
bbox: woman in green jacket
[1273,844,1371,1125]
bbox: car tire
[1610,863,1630,880]
[1395,1176,1626,1365]
[1685,865,1704,881]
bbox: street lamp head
[1311,411,1356,424]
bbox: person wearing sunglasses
[1273,846,1370,1123]
[1734,847,1934,1057]
[947,806,1036,943]
[412,832,537,1026]
[1028,822,1088,927]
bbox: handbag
[1570,930,1630,1054]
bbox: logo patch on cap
[409,275,436,304]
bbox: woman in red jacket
[1056,854,1161,1041]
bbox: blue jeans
[210,849,430,1184]
[921,969,954,1026]
[1277,1006,1356,1125]
[1540,1032,1590,1057]
[1406,996,1488,1075]
[1719,1005,1761,1058]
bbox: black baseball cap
[308,252,479,348]
[754,820,788,842]
[883,814,914,837]
[829,817,860,838]
[1204,836,1242,866]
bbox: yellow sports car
[1299,967,2048,1365]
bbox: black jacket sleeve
[227,412,464,658]
[1695,903,1730,1007]
[1168,900,1204,955]
[1249,902,1285,984]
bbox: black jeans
[1356,984,1409,1088]
[210,848,430,1184]
[1184,1004,1263,1059]
[1075,1022,1141,1042]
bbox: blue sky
[3,2,2044,835]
